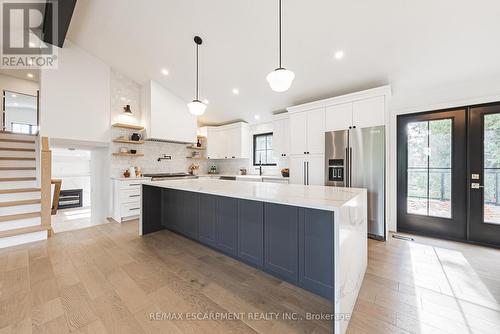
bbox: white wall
[40,40,111,143]
[0,74,38,96]
[110,69,141,125]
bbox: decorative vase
[131,133,141,141]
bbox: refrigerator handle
[345,147,350,187]
[349,147,353,187]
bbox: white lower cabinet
[289,154,324,185]
[112,178,151,223]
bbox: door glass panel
[483,113,500,225]
[3,91,38,133]
[407,119,452,218]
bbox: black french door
[398,102,500,247]
[469,104,500,246]
[397,108,467,241]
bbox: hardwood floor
[0,221,499,334]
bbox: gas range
[143,173,198,181]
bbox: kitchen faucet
[256,159,263,176]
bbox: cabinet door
[352,96,385,128]
[168,190,183,233]
[207,128,219,159]
[325,103,353,131]
[264,203,298,283]
[225,127,240,159]
[289,155,306,185]
[216,196,239,256]
[289,112,308,155]
[272,119,284,158]
[199,194,217,246]
[237,200,264,267]
[142,185,163,234]
[183,191,199,240]
[299,208,334,299]
[307,154,325,186]
[306,108,326,154]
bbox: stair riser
[0,192,40,201]
[0,230,47,249]
[0,141,36,149]
[0,217,40,232]
[0,204,40,215]
[0,133,36,141]
[0,151,36,158]
[0,181,38,189]
[0,170,36,178]
[0,160,36,167]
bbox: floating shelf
[112,153,144,157]
[186,146,206,150]
[113,139,145,144]
[111,123,144,130]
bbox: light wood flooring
[0,221,500,334]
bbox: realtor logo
[1,0,58,69]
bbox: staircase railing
[40,137,53,236]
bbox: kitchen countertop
[142,178,365,211]
[111,177,152,181]
[198,173,289,180]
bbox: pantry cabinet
[289,107,325,156]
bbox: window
[253,133,276,166]
[406,119,452,218]
[11,122,37,135]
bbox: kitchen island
[140,179,367,334]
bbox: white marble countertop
[111,177,151,181]
[143,179,365,211]
[197,174,289,181]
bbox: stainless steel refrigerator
[325,126,385,240]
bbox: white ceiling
[67,0,500,125]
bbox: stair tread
[0,147,36,152]
[0,225,50,239]
[0,167,36,170]
[0,188,41,194]
[0,138,36,144]
[0,157,36,160]
[0,211,40,222]
[0,177,36,182]
[0,199,41,207]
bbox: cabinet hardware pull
[130,207,140,211]
[129,184,140,186]
[129,195,140,197]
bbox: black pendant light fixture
[187,36,207,116]
[266,0,295,92]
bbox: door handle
[303,161,306,185]
[307,161,309,185]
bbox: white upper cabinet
[306,108,326,154]
[289,108,325,155]
[272,114,290,157]
[206,122,249,160]
[289,112,308,155]
[325,103,353,132]
[141,80,197,143]
[352,96,385,128]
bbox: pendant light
[187,36,207,116]
[266,0,295,92]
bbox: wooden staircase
[0,132,52,248]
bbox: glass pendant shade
[266,68,295,92]
[187,99,207,116]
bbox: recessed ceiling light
[203,99,209,104]
[11,94,16,98]
[27,73,34,78]
[13,102,18,106]
[29,42,35,48]
[334,50,344,60]
[232,88,239,95]
[254,115,260,120]
[161,69,169,76]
